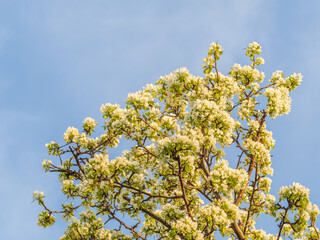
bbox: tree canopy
[34,42,319,240]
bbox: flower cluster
[33,190,44,204]
[210,160,248,198]
[41,159,52,172]
[264,183,320,239]
[202,42,223,74]
[83,117,98,135]
[264,70,302,119]
[38,211,56,228]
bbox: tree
[33,42,319,240]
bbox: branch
[69,146,85,175]
[176,155,194,220]
[231,221,246,240]
[243,163,259,234]
[234,111,267,206]
[276,207,290,240]
[114,182,183,199]
[122,196,187,240]
[106,208,146,240]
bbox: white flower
[83,117,98,133]
[42,159,52,172]
[63,127,80,143]
[33,191,44,202]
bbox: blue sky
[0,1,319,239]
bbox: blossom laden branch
[34,41,318,240]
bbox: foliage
[34,42,319,239]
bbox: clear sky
[0,1,319,239]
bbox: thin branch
[122,195,187,240]
[176,155,194,220]
[69,146,85,175]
